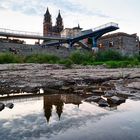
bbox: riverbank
[0,64,139,98]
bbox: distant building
[97,32,140,56]
[61,24,82,38]
[43,8,64,36]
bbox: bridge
[0,28,67,41]
[46,22,119,49]
[0,22,119,49]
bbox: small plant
[24,54,60,63]
[69,50,95,64]
[58,59,73,68]
[95,50,123,62]
[0,53,23,63]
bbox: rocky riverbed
[0,64,139,101]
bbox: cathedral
[43,7,64,36]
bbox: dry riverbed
[0,64,140,102]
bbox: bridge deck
[0,28,67,40]
[46,22,119,46]
[92,22,118,31]
[0,22,119,43]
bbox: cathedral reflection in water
[43,94,82,122]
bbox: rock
[74,89,85,94]
[107,96,125,105]
[0,102,5,111]
[5,103,14,109]
[104,90,117,97]
[98,98,109,107]
[91,90,104,96]
[101,82,115,90]
[130,90,137,93]
[85,96,101,103]
[83,85,99,92]
[126,82,140,90]
[117,91,132,98]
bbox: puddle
[0,94,140,140]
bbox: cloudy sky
[0,0,140,36]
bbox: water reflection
[0,94,140,140]
[44,94,82,122]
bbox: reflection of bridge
[0,22,119,48]
[0,95,43,104]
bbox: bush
[106,60,140,68]
[24,54,60,63]
[105,61,121,68]
[58,59,73,68]
[69,51,95,64]
[0,53,23,63]
[95,50,123,62]
[134,55,140,62]
[92,61,105,65]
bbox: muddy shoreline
[0,64,140,99]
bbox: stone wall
[97,32,140,56]
[0,42,89,58]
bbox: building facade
[43,8,64,36]
[97,32,140,56]
[61,24,82,38]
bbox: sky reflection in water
[0,94,140,140]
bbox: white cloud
[0,0,140,37]
[0,9,42,32]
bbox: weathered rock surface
[104,90,117,97]
[0,64,139,99]
[127,82,140,90]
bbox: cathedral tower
[43,8,64,36]
[55,10,64,33]
[43,7,52,36]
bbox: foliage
[0,50,139,68]
[134,55,140,62]
[95,49,123,61]
[69,51,95,64]
[58,59,73,68]
[24,54,60,63]
[0,53,23,63]
[106,59,140,68]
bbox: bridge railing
[0,28,43,37]
[0,28,68,39]
[92,22,119,31]
[0,22,118,39]
[66,22,119,39]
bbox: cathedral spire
[57,10,62,19]
[45,7,50,16]
[44,7,52,23]
[55,10,64,33]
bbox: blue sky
[0,0,140,36]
